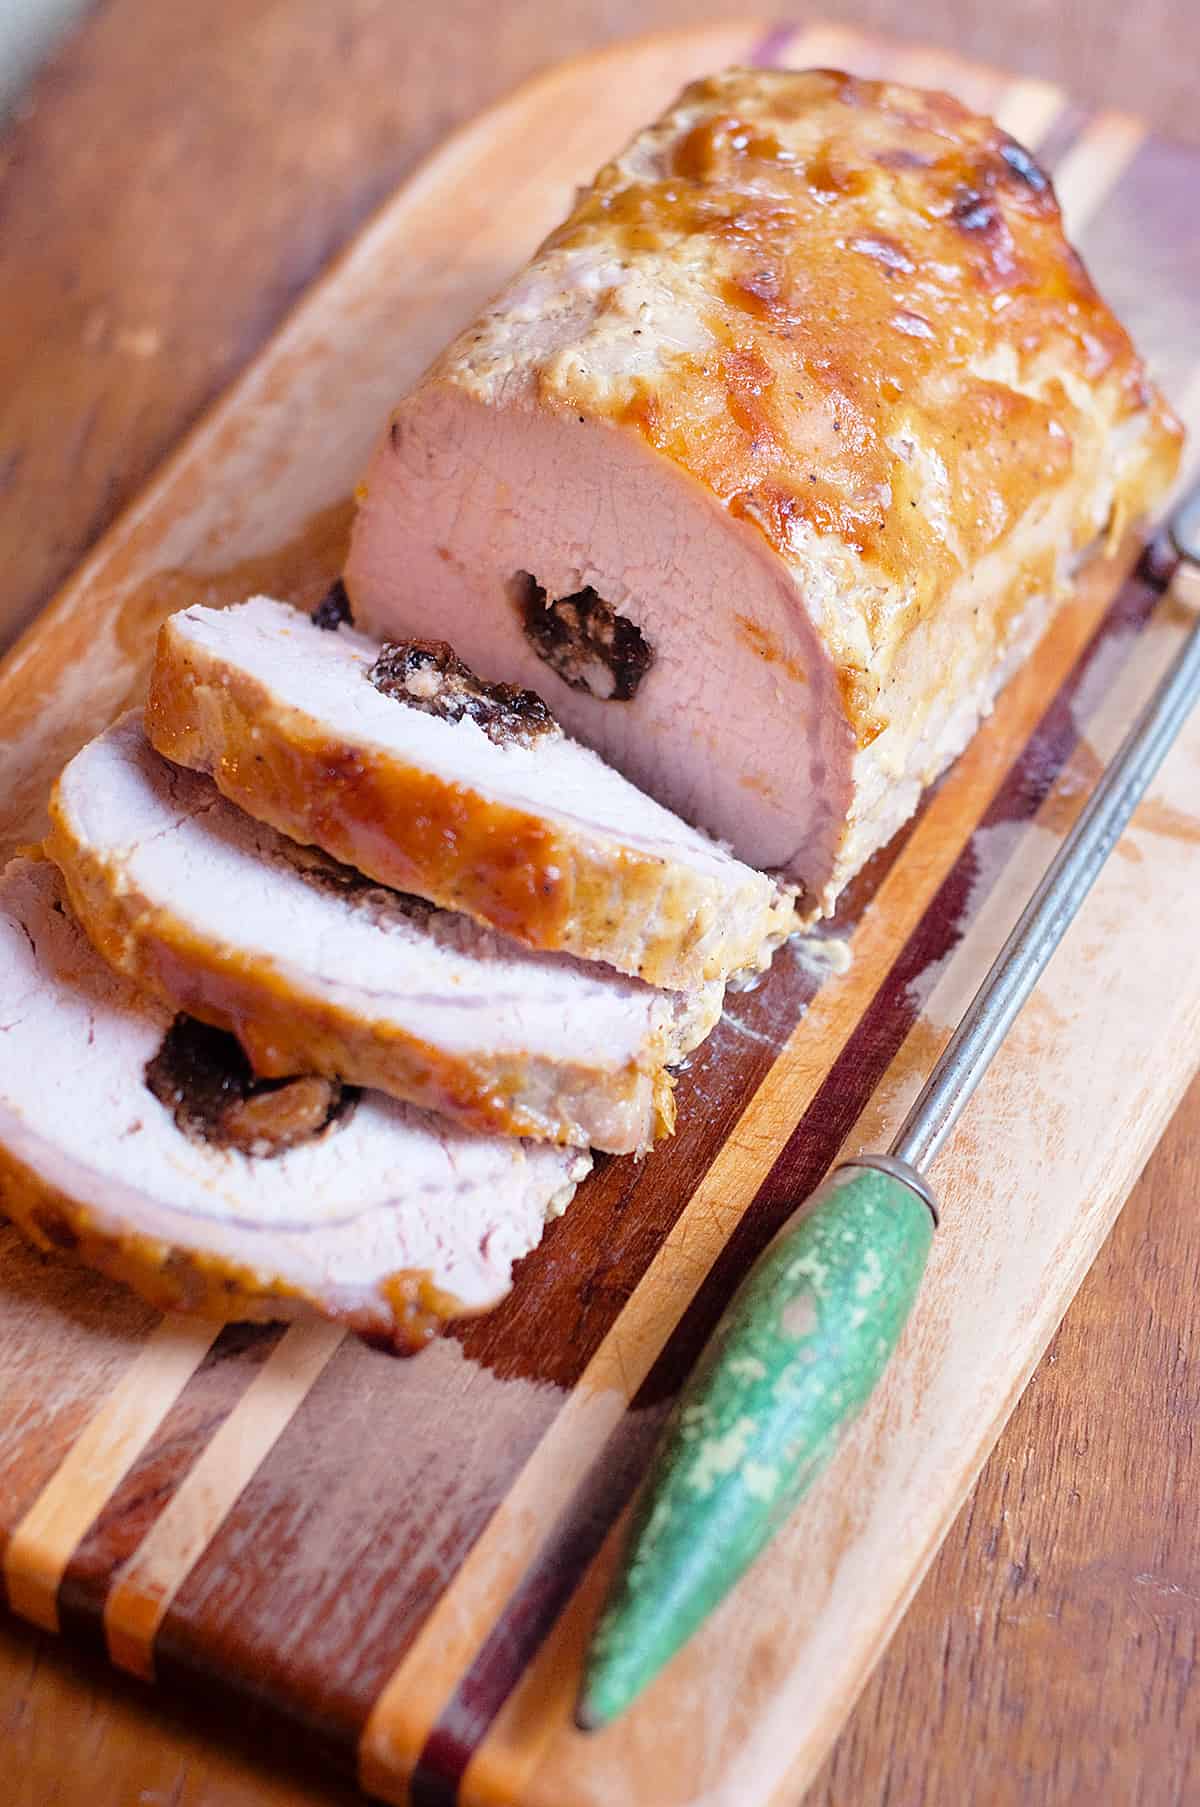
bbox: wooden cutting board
[2,19,1199,1806]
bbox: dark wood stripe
[410,1395,670,1807]
[411,559,1167,1799]
[454,950,823,1385]
[152,1329,563,1759]
[55,1322,285,1658]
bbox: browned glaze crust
[457,68,1183,749]
[146,629,589,946]
[0,1137,466,1354]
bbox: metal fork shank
[890,581,1200,1175]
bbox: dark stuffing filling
[311,578,353,631]
[145,1015,357,1157]
[368,639,559,748]
[516,575,655,701]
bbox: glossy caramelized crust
[346,68,1184,910]
[533,68,1181,666]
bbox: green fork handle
[577,1159,936,1731]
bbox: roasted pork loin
[345,67,1183,916]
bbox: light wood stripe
[992,77,1068,148]
[103,1320,342,1680]
[357,103,1146,1804]
[3,1316,219,1634]
[1053,111,1145,231]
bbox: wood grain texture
[5,1609,363,1807]
[2,10,1200,1807]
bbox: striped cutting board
[3,20,1200,1806]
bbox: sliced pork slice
[145,597,796,990]
[344,68,1183,916]
[0,859,591,1349]
[47,715,720,1155]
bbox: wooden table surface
[4,4,1200,1803]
